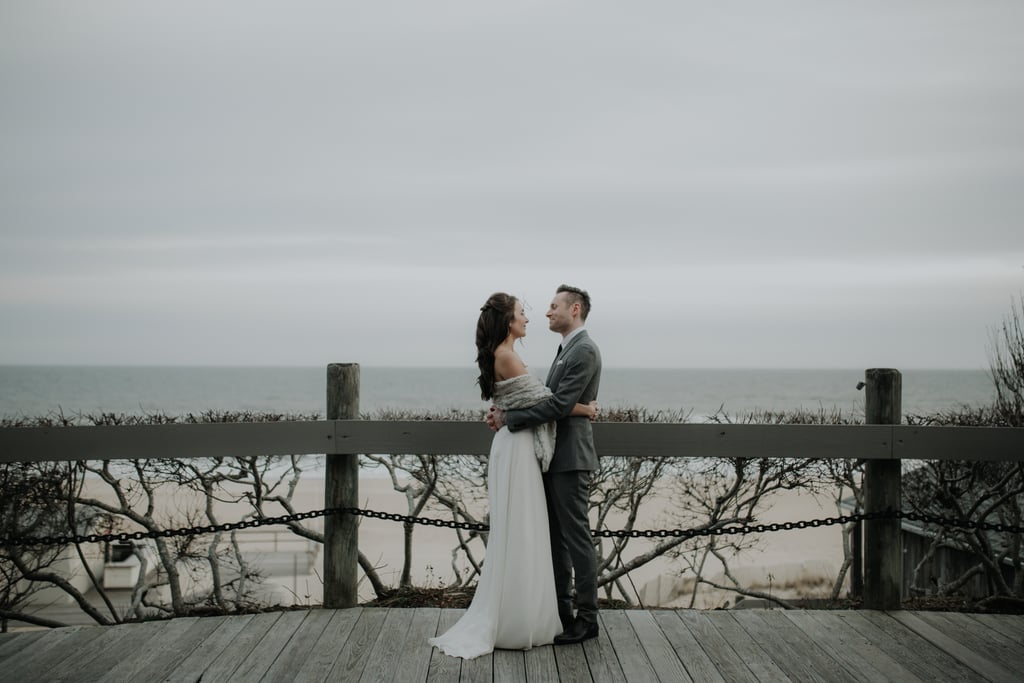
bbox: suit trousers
[543,469,598,623]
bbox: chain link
[3,506,1021,549]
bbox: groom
[486,284,602,645]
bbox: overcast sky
[2,2,1022,370]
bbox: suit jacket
[504,330,602,473]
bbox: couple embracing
[429,284,602,659]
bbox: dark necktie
[547,345,562,385]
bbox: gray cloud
[1,1,1022,368]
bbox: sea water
[0,365,995,420]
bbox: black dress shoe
[554,617,599,645]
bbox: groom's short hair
[557,284,591,321]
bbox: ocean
[0,365,997,421]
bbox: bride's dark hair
[476,292,517,400]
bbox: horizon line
[0,363,991,372]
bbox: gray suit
[504,329,602,624]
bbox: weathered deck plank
[625,610,692,682]
[524,639,559,682]
[260,608,337,682]
[703,610,791,681]
[291,608,364,682]
[845,610,980,681]
[889,610,1020,683]
[225,609,310,683]
[1,608,1022,682]
[164,613,256,683]
[459,642,493,683]
[731,609,858,683]
[105,615,225,682]
[551,637,592,683]
[650,609,725,683]
[359,608,416,681]
[580,614,626,683]
[782,609,924,682]
[327,606,388,680]
[42,618,172,682]
[914,609,1023,668]
[1,624,99,682]
[0,628,47,661]
[675,609,759,682]
[394,606,442,682]
[966,612,1024,644]
[493,648,526,683]
[195,610,285,682]
[0,626,87,675]
[426,608,463,682]
[600,609,658,681]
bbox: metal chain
[3,506,1022,549]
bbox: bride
[428,292,598,659]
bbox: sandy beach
[70,466,847,610]
[78,470,848,610]
[349,475,848,609]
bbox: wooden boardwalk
[1,607,1021,682]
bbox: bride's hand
[587,400,600,421]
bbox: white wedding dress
[428,378,561,659]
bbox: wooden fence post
[863,368,902,610]
[851,519,863,598]
[325,363,360,608]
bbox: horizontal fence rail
[1,421,1023,464]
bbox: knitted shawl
[493,374,556,472]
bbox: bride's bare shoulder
[494,347,528,381]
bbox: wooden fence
[2,365,1022,612]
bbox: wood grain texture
[1,607,1021,682]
